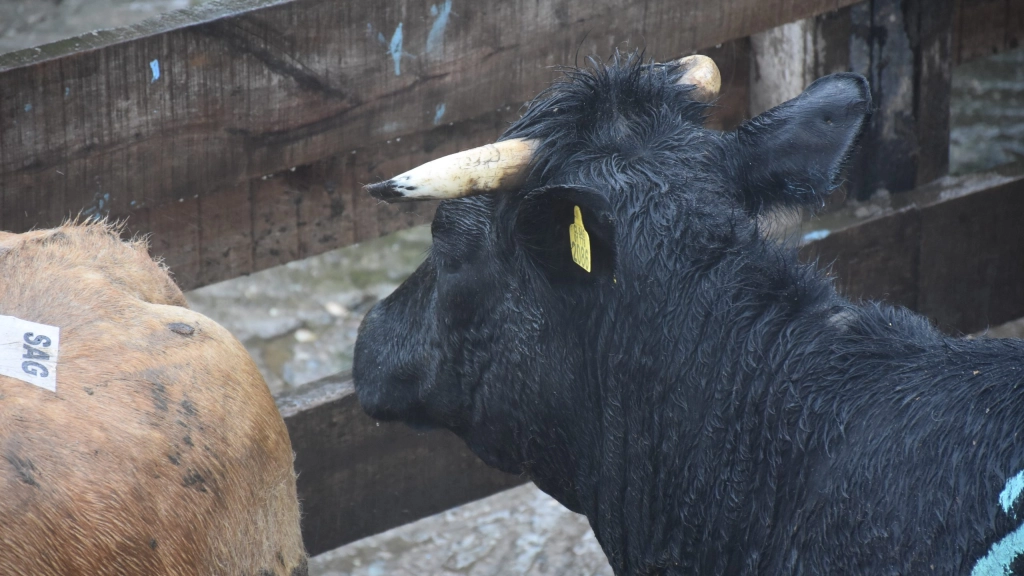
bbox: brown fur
[0,222,307,576]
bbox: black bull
[353,54,1024,575]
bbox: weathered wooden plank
[0,0,863,239]
[847,0,955,199]
[748,7,853,117]
[252,175,301,272]
[956,0,1011,62]
[911,0,956,186]
[144,196,201,289]
[140,111,489,289]
[198,182,253,286]
[801,165,1024,334]
[277,375,524,556]
[954,0,1024,63]
[103,33,755,291]
[916,176,1024,334]
[1010,0,1024,51]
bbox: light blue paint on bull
[801,229,830,243]
[150,59,160,83]
[971,471,1024,575]
[434,103,446,125]
[24,103,32,112]
[64,87,70,97]
[972,524,1024,576]
[388,23,403,75]
[1000,470,1024,517]
[426,0,453,55]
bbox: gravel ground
[3,5,1023,574]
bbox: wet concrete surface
[3,4,1023,574]
[309,484,613,576]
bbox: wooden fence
[1,0,1022,556]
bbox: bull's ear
[727,73,871,213]
[514,185,616,283]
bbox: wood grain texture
[910,0,955,186]
[954,0,1024,62]
[847,0,955,198]
[0,0,862,250]
[916,177,1024,334]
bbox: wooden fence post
[750,1,955,200]
[748,9,852,117]
[849,0,956,199]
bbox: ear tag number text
[569,205,592,273]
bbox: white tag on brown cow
[0,315,60,392]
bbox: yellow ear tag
[569,205,591,272]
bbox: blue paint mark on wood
[427,0,453,55]
[81,193,112,218]
[150,59,160,83]
[388,23,403,75]
[24,104,32,112]
[801,229,830,243]
[433,103,447,125]
[1001,471,1024,517]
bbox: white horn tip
[674,55,721,102]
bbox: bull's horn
[673,55,721,102]
[365,138,539,202]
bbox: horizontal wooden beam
[954,0,1024,64]
[3,0,1015,292]
[277,374,524,557]
[800,164,1024,334]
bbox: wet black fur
[354,53,1024,575]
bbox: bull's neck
[560,251,839,574]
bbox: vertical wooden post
[748,9,851,117]
[848,0,955,199]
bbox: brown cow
[0,222,307,576]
